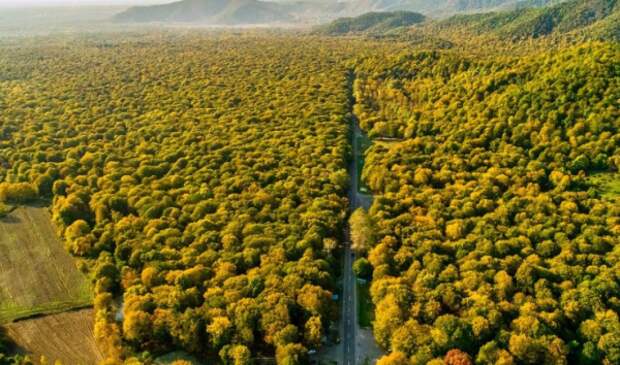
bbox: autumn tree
[349,208,375,254]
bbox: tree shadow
[0,198,52,224]
[0,326,29,359]
[21,198,52,208]
[0,214,20,224]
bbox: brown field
[6,309,103,365]
[0,206,92,323]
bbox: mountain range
[313,0,618,40]
[114,0,293,24]
[114,0,559,24]
[437,0,619,39]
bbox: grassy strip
[356,135,372,194]
[357,280,374,328]
[588,172,620,200]
[0,299,93,324]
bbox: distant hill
[114,0,293,24]
[317,11,425,34]
[438,0,620,39]
[341,0,559,16]
[114,0,560,25]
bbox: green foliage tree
[353,257,372,279]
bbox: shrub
[0,182,37,204]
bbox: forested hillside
[114,0,559,25]
[354,41,620,364]
[350,0,558,16]
[317,11,425,35]
[316,0,618,45]
[435,0,620,40]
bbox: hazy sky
[0,0,170,6]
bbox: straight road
[342,230,356,365]
[341,72,379,365]
[344,86,372,364]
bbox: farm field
[5,309,103,365]
[0,206,92,323]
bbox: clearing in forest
[5,308,103,365]
[0,206,92,323]
[589,172,620,200]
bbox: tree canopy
[0,33,376,363]
[354,41,620,364]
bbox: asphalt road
[343,110,371,365]
[342,230,356,365]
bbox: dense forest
[0,34,377,364]
[354,41,620,364]
[0,0,619,364]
